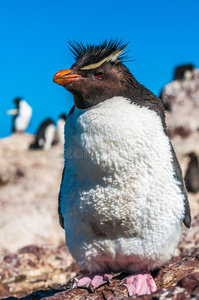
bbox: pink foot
[120,271,157,296]
[77,273,113,292]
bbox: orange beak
[53,69,82,86]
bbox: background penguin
[184,152,199,193]
[53,39,191,296]
[7,97,32,133]
[174,64,194,81]
[30,118,56,150]
[56,113,67,145]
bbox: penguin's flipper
[170,143,191,228]
[6,109,18,115]
[58,167,65,229]
[68,105,75,116]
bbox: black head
[59,113,67,120]
[14,97,22,107]
[174,64,194,80]
[53,39,163,121]
[53,39,139,109]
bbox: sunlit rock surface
[0,134,65,252]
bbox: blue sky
[0,0,199,138]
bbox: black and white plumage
[185,152,199,193]
[30,118,56,150]
[53,40,191,296]
[7,97,32,133]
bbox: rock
[1,216,199,299]
[0,167,11,186]
[0,244,79,299]
[178,272,199,293]
[160,69,199,217]
[179,214,199,257]
[161,68,199,139]
[0,134,65,252]
[1,237,199,299]
[1,256,199,299]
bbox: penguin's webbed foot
[77,273,113,292]
[120,271,157,296]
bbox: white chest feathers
[61,96,185,273]
[15,101,32,131]
[56,119,65,145]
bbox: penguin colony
[53,40,191,296]
[7,97,66,149]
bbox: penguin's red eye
[95,73,103,79]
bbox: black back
[12,97,21,133]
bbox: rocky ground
[1,71,199,299]
[1,217,199,299]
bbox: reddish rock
[1,249,199,299]
[178,272,199,292]
[0,245,79,299]
[161,69,199,139]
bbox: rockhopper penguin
[53,40,191,296]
